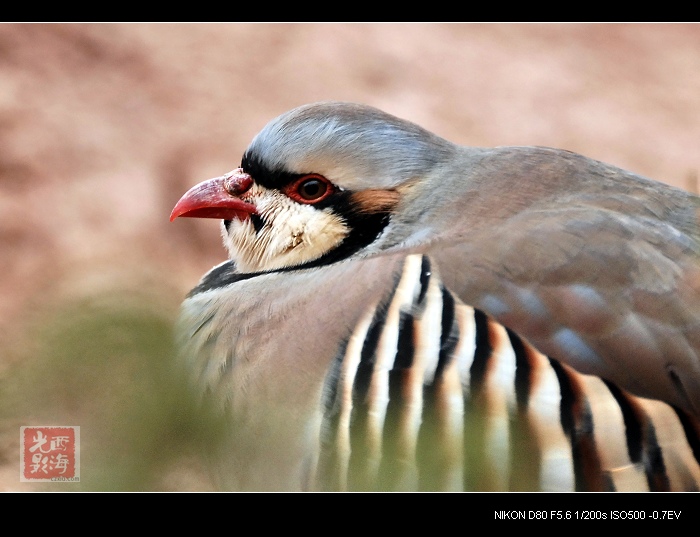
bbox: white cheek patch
[222,188,349,273]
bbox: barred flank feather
[317,255,700,492]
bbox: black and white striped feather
[314,255,700,492]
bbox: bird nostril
[223,169,254,196]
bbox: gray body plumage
[244,102,700,416]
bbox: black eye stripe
[242,150,339,198]
[241,151,300,190]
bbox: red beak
[170,168,257,222]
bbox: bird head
[170,102,457,273]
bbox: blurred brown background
[1,23,699,491]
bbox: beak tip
[169,205,183,222]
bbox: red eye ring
[284,174,334,204]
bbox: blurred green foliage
[0,289,226,491]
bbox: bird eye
[298,179,326,200]
[285,174,334,204]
